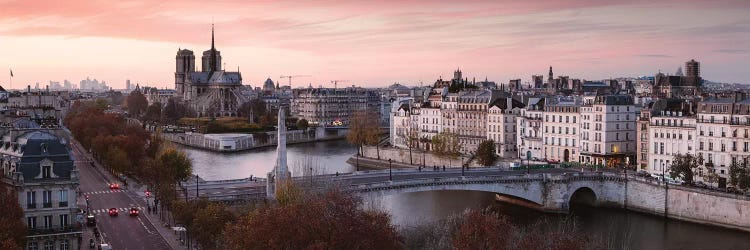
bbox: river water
[184,140,750,249]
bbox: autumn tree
[453,210,516,250]
[127,90,148,117]
[0,188,26,250]
[399,126,419,164]
[192,203,235,249]
[223,188,401,250]
[347,111,381,158]
[296,118,309,131]
[143,102,162,122]
[449,209,592,250]
[476,140,498,166]
[729,161,750,191]
[431,132,461,158]
[163,98,190,124]
[669,153,701,184]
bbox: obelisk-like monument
[267,108,290,198]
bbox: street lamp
[356,150,359,171]
[196,174,199,199]
[310,167,313,185]
[461,155,465,177]
[388,159,393,181]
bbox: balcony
[649,122,696,128]
[59,201,68,207]
[42,202,52,208]
[27,203,36,209]
[28,225,81,236]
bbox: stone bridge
[350,170,627,213]
[184,168,628,213]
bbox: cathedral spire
[210,24,218,72]
[211,23,215,50]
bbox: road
[72,140,172,250]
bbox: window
[59,214,69,227]
[27,216,37,229]
[60,240,70,250]
[42,191,52,208]
[42,166,51,178]
[26,191,36,209]
[58,190,68,207]
[27,242,38,250]
[43,241,53,250]
[43,215,52,229]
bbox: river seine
[184,140,750,249]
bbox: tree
[453,210,516,250]
[431,132,461,158]
[0,188,26,249]
[163,98,190,123]
[144,102,162,122]
[669,153,701,184]
[106,147,132,174]
[127,90,148,117]
[192,203,235,250]
[157,146,193,183]
[399,127,419,165]
[223,188,401,250]
[296,119,309,131]
[729,161,750,191]
[476,140,498,166]
[347,111,381,158]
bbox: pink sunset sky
[1,0,750,89]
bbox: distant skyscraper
[675,67,684,76]
[126,79,131,90]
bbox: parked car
[694,181,707,188]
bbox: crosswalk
[83,190,123,195]
[90,207,145,215]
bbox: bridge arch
[569,186,597,207]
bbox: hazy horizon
[2,0,749,89]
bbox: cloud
[635,54,674,58]
[713,49,747,54]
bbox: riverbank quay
[160,126,349,152]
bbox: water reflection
[379,190,750,249]
[183,139,356,181]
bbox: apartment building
[647,99,697,175]
[1,131,81,250]
[517,98,545,161]
[543,97,581,163]
[456,90,493,153]
[695,93,750,187]
[579,95,637,167]
[291,87,380,127]
[487,97,524,158]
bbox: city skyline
[2,0,750,89]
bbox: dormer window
[42,166,51,178]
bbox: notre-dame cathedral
[174,25,246,117]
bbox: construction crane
[279,75,311,89]
[330,80,349,89]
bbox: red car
[108,208,119,217]
[129,207,139,216]
[109,183,120,190]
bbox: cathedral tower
[201,24,222,72]
[175,49,195,96]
